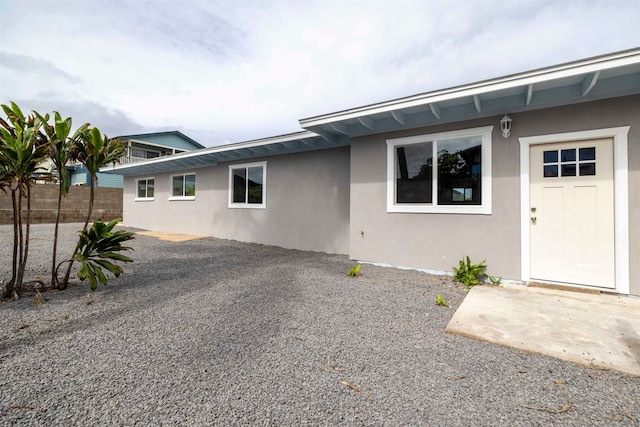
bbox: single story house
[106,49,640,296]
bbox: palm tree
[35,111,90,288]
[60,127,124,289]
[0,102,47,299]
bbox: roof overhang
[299,48,640,140]
[113,131,205,149]
[102,131,346,177]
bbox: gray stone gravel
[1,223,639,426]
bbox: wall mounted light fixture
[500,114,512,139]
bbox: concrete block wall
[0,184,122,224]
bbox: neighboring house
[71,131,204,188]
[105,49,640,296]
[117,131,205,164]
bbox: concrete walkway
[135,230,206,242]
[446,284,640,376]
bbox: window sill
[169,196,196,201]
[134,198,155,202]
[228,203,266,209]
[388,204,491,215]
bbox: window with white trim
[135,178,154,200]
[387,126,493,214]
[229,161,266,209]
[170,173,196,200]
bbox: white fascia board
[299,49,640,128]
[107,130,321,172]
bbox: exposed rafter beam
[329,123,349,135]
[526,84,533,105]
[264,144,284,152]
[192,156,212,166]
[358,116,375,130]
[248,146,268,154]
[473,95,482,113]
[282,141,300,149]
[300,138,318,147]
[429,103,441,119]
[316,128,339,144]
[391,110,405,125]
[174,159,191,168]
[582,71,600,96]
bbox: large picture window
[136,178,154,200]
[229,161,266,209]
[170,173,196,200]
[387,126,493,214]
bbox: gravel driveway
[1,223,638,426]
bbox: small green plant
[73,218,135,290]
[435,294,449,307]
[453,256,487,288]
[347,264,361,277]
[488,275,502,285]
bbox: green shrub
[347,264,361,277]
[488,275,502,285]
[435,294,449,307]
[452,256,487,288]
[74,218,134,290]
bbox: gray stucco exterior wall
[123,147,350,254]
[349,95,639,295]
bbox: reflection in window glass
[544,165,558,177]
[580,163,596,176]
[437,136,481,205]
[233,169,246,203]
[172,176,184,197]
[230,163,265,206]
[147,180,154,198]
[396,143,433,203]
[172,174,195,197]
[137,180,147,198]
[247,166,263,204]
[561,164,576,177]
[185,174,196,196]
[579,147,596,161]
[561,149,576,162]
[543,150,558,163]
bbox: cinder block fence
[0,184,123,224]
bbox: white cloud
[1,0,638,146]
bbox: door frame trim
[519,127,630,294]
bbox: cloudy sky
[1,0,638,147]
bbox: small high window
[229,161,266,209]
[136,178,154,200]
[543,146,596,178]
[387,126,493,214]
[170,173,196,200]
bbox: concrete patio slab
[446,284,640,376]
[135,230,206,242]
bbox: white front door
[529,138,615,288]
